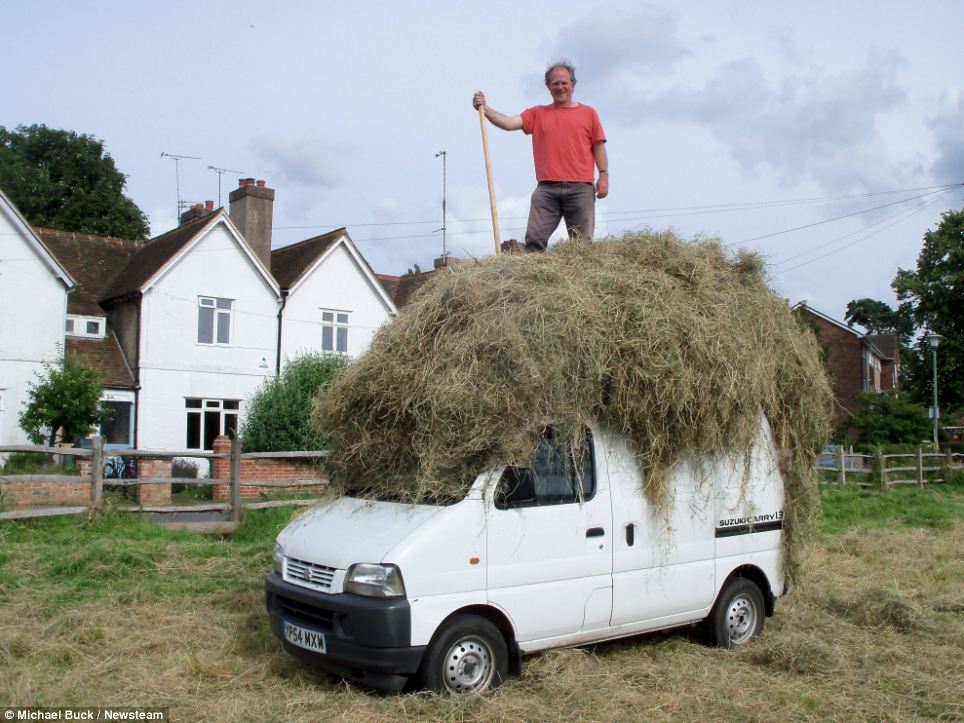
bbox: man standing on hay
[473,60,608,253]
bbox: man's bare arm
[593,141,609,199]
[473,91,523,131]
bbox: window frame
[320,308,350,354]
[197,296,234,346]
[185,397,240,451]
[495,428,596,510]
[65,314,106,339]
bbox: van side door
[485,429,612,645]
[604,432,716,630]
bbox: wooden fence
[0,436,328,528]
[817,446,963,487]
[4,440,961,525]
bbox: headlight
[344,563,405,599]
[272,542,284,575]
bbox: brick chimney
[179,201,216,226]
[229,178,274,268]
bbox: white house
[0,189,74,448]
[99,210,280,451]
[20,178,400,454]
[272,228,397,364]
[36,228,141,450]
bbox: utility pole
[207,165,244,208]
[435,150,448,264]
[926,332,942,448]
[161,152,200,221]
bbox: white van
[265,420,786,693]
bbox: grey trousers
[524,182,595,252]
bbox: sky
[4,0,962,322]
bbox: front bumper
[264,572,426,691]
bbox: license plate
[283,620,327,654]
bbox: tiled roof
[35,228,141,316]
[271,228,344,289]
[66,334,135,389]
[100,212,220,303]
[375,270,438,307]
[865,333,898,360]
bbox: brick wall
[807,314,865,428]
[210,435,322,500]
[0,479,89,507]
[137,459,172,505]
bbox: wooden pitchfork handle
[478,104,502,254]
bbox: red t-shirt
[521,103,606,183]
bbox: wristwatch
[598,170,608,175]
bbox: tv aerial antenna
[207,165,245,208]
[161,152,200,221]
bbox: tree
[847,390,932,445]
[0,124,149,239]
[844,298,913,341]
[19,355,108,447]
[240,353,349,452]
[893,208,964,414]
[843,297,916,386]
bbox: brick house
[793,302,900,429]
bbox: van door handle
[586,527,605,538]
[625,523,635,547]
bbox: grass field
[1,480,962,722]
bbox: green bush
[0,452,80,476]
[846,390,931,445]
[240,353,349,452]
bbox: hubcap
[443,636,494,693]
[725,593,758,645]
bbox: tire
[420,615,508,694]
[706,578,765,648]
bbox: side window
[495,429,595,509]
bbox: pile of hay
[314,231,832,581]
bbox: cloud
[249,132,351,189]
[535,5,689,94]
[612,50,911,192]
[928,87,964,184]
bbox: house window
[185,398,239,451]
[101,400,133,447]
[198,297,233,345]
[65,315,105,338]
[321,310,349,353]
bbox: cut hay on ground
[314,231,833,581]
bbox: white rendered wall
[280,242,394,363]
[135,223,277,450]
[0,210,67,446]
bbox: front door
[485,430,612,644]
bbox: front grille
[284,556,337,592]
[278,595,336,632]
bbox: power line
[769,188,953,266]
[271,183,959,232]
[774,189,957,274]
[731,185,959,247]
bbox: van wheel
[421,615,508,694]
[707,578,765,648]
